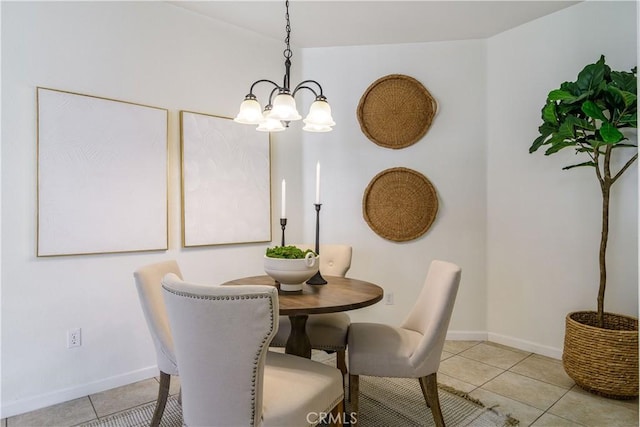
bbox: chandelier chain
[284,0,292,59]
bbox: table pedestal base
[285,315,311,358]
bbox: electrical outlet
[385,292,394,305]
[67,328,81,348]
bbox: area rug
[80,376,518,427]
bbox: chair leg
[349,374,359,424]
[336,350,347,377]
[337,349,347,395]
[330,399,344,427]
[151,371,171,427]
[418,375,430,407]
[419,374,445,427]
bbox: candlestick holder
[280,218,287,246]
[307,203,327,285]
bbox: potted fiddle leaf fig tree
[530,55,637,399]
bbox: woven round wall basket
[563,311,638,399]
[357,74,437,149]
[362,167,438,242]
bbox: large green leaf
[608,87,637,108]
[538,122,557,135]
[560,81,580,96]
[542,102,557,124]
[582,100,608,121]
[576,61,605,93]
[562,161,596,170]
[604,86,624,111]
[557,102,580,118]
[618,113,637,127]
[530,134,549,153]
[565,91,592,105]
[530,122,555,153]
[599,122,624,143]
[566,114,594,130]
[557,120,575,139]
[548,90,575,101]
[611,143,637,149]
[545,140,573,155]
[576,146,595,153]
[611,70,637,93]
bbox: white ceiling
[168,1,580,48]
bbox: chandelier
[233,0,335,132]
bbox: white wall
[0,1,304,417]
[486,0,638,357]
[299,41,489,331]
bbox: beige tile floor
[3,341,638,426]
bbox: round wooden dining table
[221,275,384,358]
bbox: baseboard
[487,332,563,360]
[1,366,159,419]
[446,330,489,341]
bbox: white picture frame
[37,87,168,256]
[180,111,271,247]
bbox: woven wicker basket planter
[563,311,638,399]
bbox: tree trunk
[597,147,612,328]
[597,183,610,328]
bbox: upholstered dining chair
[133,260,182,427]
[347,260,462,427]
[161,273,345,427]
[271,244,352,375]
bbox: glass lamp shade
[268,93,302,121]
[303,100,335,126]
[256,112,285,132]
[234,99,264,125]
[302,122,333,132]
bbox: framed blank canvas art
[37,87,168,256]
[180,111,271,247]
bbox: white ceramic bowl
[264,253,319,291]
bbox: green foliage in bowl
[266,245,315,259]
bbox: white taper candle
[315,162,320,204]
[281,179,286,218]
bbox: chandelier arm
[292,80,325,99]
[247,79,282,97]
[267,87,280,107]
[291,85,319,98]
